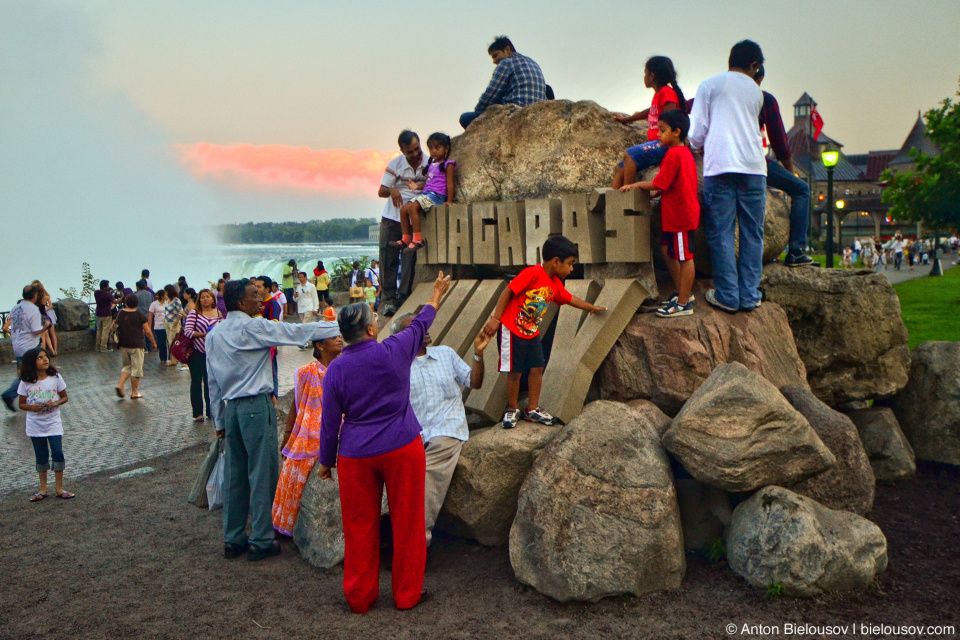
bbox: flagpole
[808,100,815,250]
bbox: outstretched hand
[428,271,452,309]
[474,330,492,354]
[589,305,607,315]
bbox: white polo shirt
[689,71,766,177]
[379,153,429,223]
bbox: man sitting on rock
[392,313,489,547]
[459,36,546,129]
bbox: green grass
[893,265,960,349]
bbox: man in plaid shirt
[460,36,547,129]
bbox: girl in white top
[17,347,73,501]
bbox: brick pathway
[0,346,316,496]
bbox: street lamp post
[821,143,840,268]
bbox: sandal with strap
[30,493,48,502]
[57,491,75,499]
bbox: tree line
[219,218,378,244]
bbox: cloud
[175,142,399,197]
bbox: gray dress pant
[379,218,417,308]
[222,393,278,551]
[424,436,464,545]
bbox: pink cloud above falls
[175,142,400,197]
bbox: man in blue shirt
[207,278,340,561]
[392,313,489,546]
[460,36,547,129]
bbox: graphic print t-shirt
[648,86,679,141]
[17,374,67,437]
[502,265,573,338]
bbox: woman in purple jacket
[319,271,450,614]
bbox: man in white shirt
[3,285,50,411]
[689,40,767,313]
[293,272,319,323]
[377,131,430,317]
[392,313,489,546]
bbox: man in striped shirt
[459,36,547,129]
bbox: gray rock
[509,401,684,602]
[52,298,90,332]
[292,466,345,570]
[780,386,875,515]
[889,341,960,465]
[663,363,834,492]
[846,407,916,481]
[438,423,562,546]
[598,284,809,415]
[727,486,888,598]
[626,398,672,437]
[761,264,910,406]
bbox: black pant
[379,218,417,308]
[188,351,211,418]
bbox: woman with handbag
[182,289,223,422]
[162,285,183,366]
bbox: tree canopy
[882,82,960,231]
[219,218,377,244]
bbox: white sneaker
[178,365,189,371]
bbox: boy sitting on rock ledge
[482,236,606,429]
[621,109,700,317]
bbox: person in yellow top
[313,260,332,312]
[282,260,298,317]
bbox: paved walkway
[0,346,315,496]
[878,256,957,285]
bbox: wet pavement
[0,345,315,496]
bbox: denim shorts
[413,191,446,211]
[618,140,668,171]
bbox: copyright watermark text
[725,622,955,637]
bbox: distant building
[783,93,939,245]
[368,224,380,244]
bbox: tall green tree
[882,82,960,231]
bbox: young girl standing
[18,347,73,501]
[611,56,687,189]
[395,132,456,252]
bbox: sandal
[115,387,125,398]
[29,493,48,502]
[131,393,143,399]
[194,416,205,423]
[405,240,427,253]
[56,491,75,499]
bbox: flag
[811,106,824,141]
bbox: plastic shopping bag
[187,440,220,508]
[206,445,225,511]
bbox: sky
[1,0,958,238]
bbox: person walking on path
[282,260,298,318]
[378,130,429,316]
[272,324,343,536]
[459,36,546,129]
[148,289,169,364]
[18,347,73,501]
[207,279,341,563]
[392,313,488,546]
[293,271,319,324]
[2,285,51,412]
[183,289,222,422]
[162,284,183,367]
[318,272,451,614]
[688,40,768,313]
[94,280,115,353]
[134,280,155,352]
[115,294,157,399]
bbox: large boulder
[510,401,684,602]
[779,386,875,515]
[662,363,834,492]
[438,423,561,546]
[292,467,345,570]
[727,486,888,598]
[846,407,917,481]
[597,281,808,416]
[52,298,89,332]
[452,100,645,202]
[888,341,960,465]
[761,264,910,406]
[626,398,672,437]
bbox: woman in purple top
[319,271,450,615]
[182,289,223,422]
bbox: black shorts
[498,326,545,373]
[318,289,332,304]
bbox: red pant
[337,437,426,613]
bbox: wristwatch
[473,353,483,362]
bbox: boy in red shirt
[481,236,606,428]
[620,109,700,317]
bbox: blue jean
[703,173,767,309]
[618,140,668,172]
[459,110,483,129]
[3,352,33,405]
[765,159,810,254]
[154,327,168,362]
[31,435,64,472]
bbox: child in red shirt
[481,236,606,428]
[621,109,700,317]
